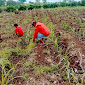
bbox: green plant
[28,4,34,10]
[42,66,52,73]
[0,43,8,47]
[59,47,63,55]
[42,50,50,55]
[18,5,27,11]
[0,8,2,13]
[54,37,59,51]
[33,66,44,77]
[0,47,13,58]
[0,58,15,85]
[5,6,16,12]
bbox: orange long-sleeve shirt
[15,26,24,36]
[33,22,50,42]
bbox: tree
[63,0,66,2]
[0,0,6,6]
[19,0,26,3]
[42,0,47,3]
[7,0,21,6]
[29,1,34,4]
[36,0,40,3]
[82,0,85,6]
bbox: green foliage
[6,1,21,6]
[69,1,78,7]
[36,0,40,3]
[42,0,47,3]
[0,43,8,47]
[0,58,11,70]
[28,4,34,10]
[33,66,44,77]
[19,0,26,3]
[42,50,50,54]
[0,47,13,58]
[59,2,67,7]
[42,66,52,73]
[54,37,59,51]
[28,3,42,10]
[33,3,42,9]
[0,0,6,6]
[5,6,16,12]
[0,58,15,85]
[18,5,27,11]
[0,7,2,13]
[82,0,85,6]
[43,3,58,9]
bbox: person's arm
[33,28,39,42]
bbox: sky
[13,0,81,3]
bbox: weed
[42,50,50,55]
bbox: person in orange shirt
[32,21,50,45]
[14,24,24,37]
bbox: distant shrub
[7,1,19,6]
[34,4,42,9]
[59,2,67,7]
[5,6,16,12]
[18,5,27,11]
[82,0,85,6]
[28,4,34,10]
[50,3,59,8]
[70,1,78,6]
[43,3,58,9]
[0,8,2,13]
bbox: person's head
[32,20,36,27]
[14,24,18,28]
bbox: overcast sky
[13,0,81,3]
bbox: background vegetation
[0,0,85,12]
[0,0,85,85]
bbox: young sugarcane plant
[54,37,59,51]
[0,58,15,85]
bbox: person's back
[32,21,50,45]
[15,26,24,36]
[35,22,50,36]
[14,24,24,37]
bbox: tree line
[0,0,85,13]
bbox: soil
[0,8,85,85]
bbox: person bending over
[32,21,50,45]
[14,24,24,37]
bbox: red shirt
[15,26,24,36]
[33,22,50,42]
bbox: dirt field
[0,7,85,85]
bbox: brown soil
[0,8,85,85]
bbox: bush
[18,5,27,11]
[70,1,78,6]
[43,3,58,9]
[5,6,16,12]
[59,2,67,7]
[82,0,85,6]
[28,4,35,10]
[0,8,2,13]
[34,4,42,9]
